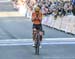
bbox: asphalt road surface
[0,44,75,59]
[0,17,75,39]
[0,2,17,12]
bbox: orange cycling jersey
[32,12,42,24]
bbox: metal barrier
[42,15,75,35]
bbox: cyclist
[32,6,43,47]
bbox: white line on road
[0,42,75,46]
[0,0,11,2]
[0,12,24,17]
[0,38,75,46]
[0,38,75,42]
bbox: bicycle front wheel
[35,33,40,55]
[35,44,39,55]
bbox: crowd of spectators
[27,0,75,17]
[11,0,75,17]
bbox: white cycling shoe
[32,44,42,48]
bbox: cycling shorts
[33,24,42,31]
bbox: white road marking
[0,12,24,17]
[0,38,75,46]
[0,0,10,2]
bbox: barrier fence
[42,15,75,35]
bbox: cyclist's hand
[35,17,39,20]
[32,16,36,21]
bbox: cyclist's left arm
[38,13,42,22]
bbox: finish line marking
[0,38,75,46]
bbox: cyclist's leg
[33,28,37,41]
[38,24,43,42]
[39,25,43,48]
[32,24,37,46]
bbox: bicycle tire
[35,33,40,55]
[35,44,39,55]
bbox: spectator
[72,0,75,15]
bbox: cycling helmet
[34,6,40,12]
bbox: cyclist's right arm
[32,13,39,22]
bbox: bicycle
[33,29,44,55]
[33,29,41,55]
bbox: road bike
[33,29,45,55]
[33,30,41,55]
